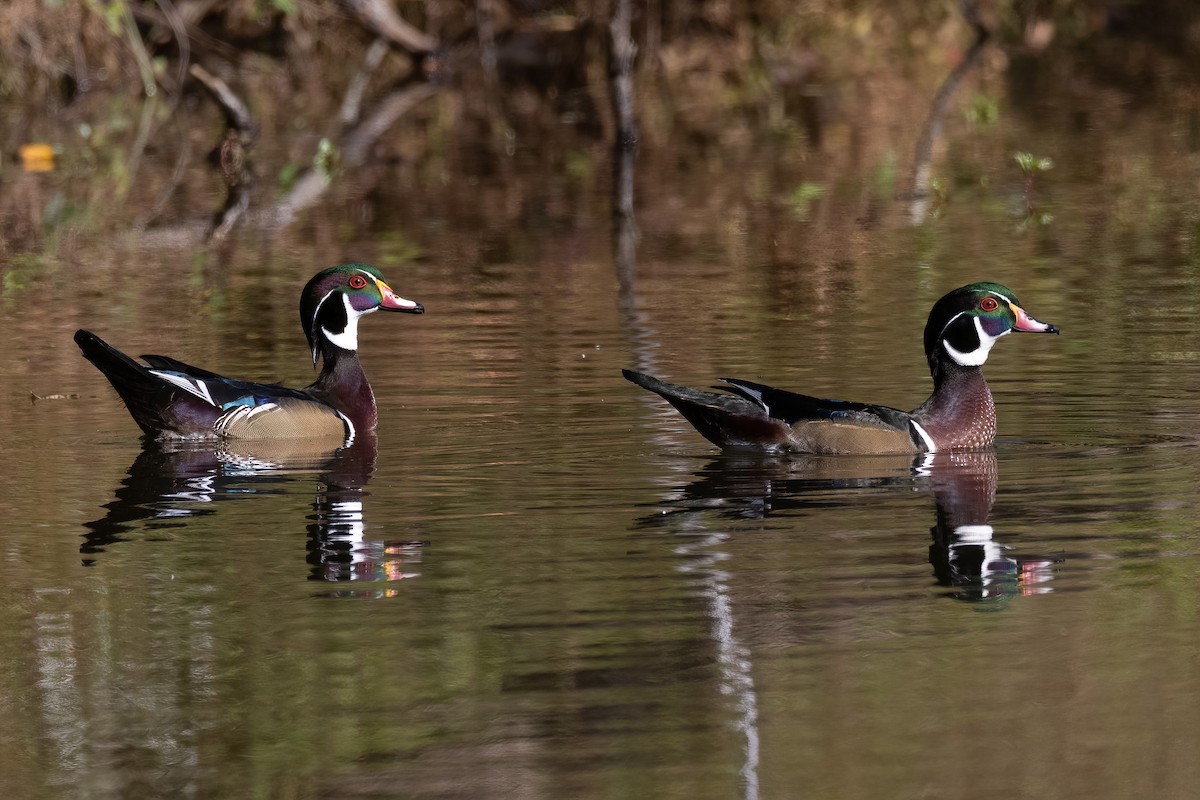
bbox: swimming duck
[623,282,1058,454]
[76,263,424,442]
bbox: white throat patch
[943,315,1007,367]
[321,293,375,352]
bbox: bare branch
[189,63,257,137]
[189,64,257,240]
[340,0,438,55]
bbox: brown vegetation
[2,1,1200,267]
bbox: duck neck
[912,361,995,451]
[310,342,377,435]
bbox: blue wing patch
[220,395,272,411]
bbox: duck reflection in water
[920,450,1055,601]
[81,435,425,594]
[644,450,1056,602]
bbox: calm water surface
[8,249,1200,799]
[8,61,1200,800]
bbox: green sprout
[1014,152,1054,174]
[313,137,339,183]
[1013,152,1054,227]
[789,182,825,220]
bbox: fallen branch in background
[271,80,442,226]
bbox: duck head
[300,263,424,365]
[923,282,1058,380]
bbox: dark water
[9,34,1200,800]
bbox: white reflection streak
[676,532,760,800]
[34,594,85,785]
[330,498,371,581]
[331,499,365,543]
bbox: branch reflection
[80,435,425,595]
[906,0,990,224]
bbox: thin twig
[156,0,192,96]
[122,0,158,98]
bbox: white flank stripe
[335,409,356,444]
[910,420,937,453]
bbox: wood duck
[623,282,1058,454]
[76,263,424,442]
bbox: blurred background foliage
[2,0,1200,267]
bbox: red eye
[348,275,368,289]
[980,297,999,311]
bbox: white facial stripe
[311,288,337,340]
[936,310,966,343]
[321,325,355,351]
[936,290,1016,342]
[910,420,937,452]
[943,316,1008,367]
[321,292,378,352]
[310,287,337,363]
